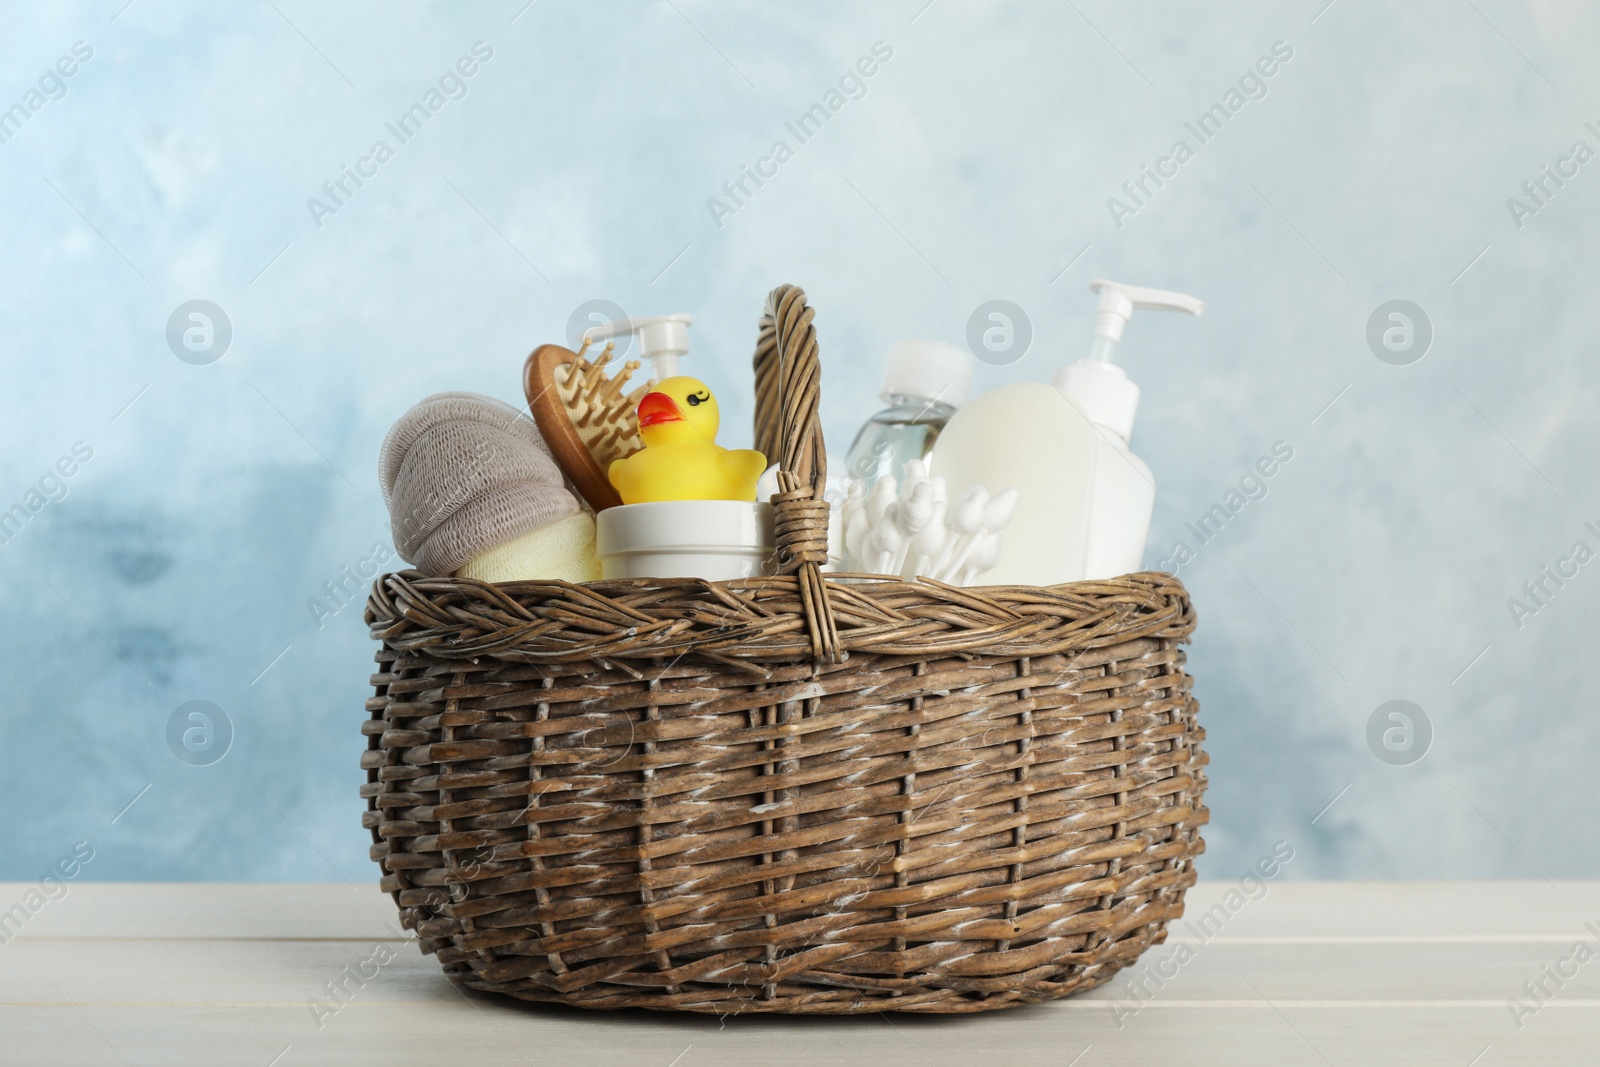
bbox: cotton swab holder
[840,460,1018,586]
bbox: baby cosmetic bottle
[1062,280,1204,579]
[930,279,1201,585]
[843,340,974,492]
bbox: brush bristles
[554,348,645,467]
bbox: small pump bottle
[1059,282,1203,578]
[581,314,693,380]
[843,340,974,491]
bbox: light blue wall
[2,0,1595,883]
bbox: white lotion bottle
[929,387,1099,585]
[929,279,1202,586]
[1059,280,1203,579]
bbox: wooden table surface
[3,881,1597,1065]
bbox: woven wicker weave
[362,284,1208,1014]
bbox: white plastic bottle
[929,387,1098,585]
[1062,280,1203,579]
[929,279,1202,585]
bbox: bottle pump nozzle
[1056,280,1203,442]
[1086,279,1204,359]
[581,314,693,380]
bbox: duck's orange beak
[636,392,683,428]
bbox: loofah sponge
[454,511,600,584]
[379,391,581,576]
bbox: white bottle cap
[1053,360,1139,443]
[880,340,973,407]
[582,314,692,379]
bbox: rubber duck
[607,376,765,504]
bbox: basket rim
[364,568,1194,669]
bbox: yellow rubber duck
[607,376,766,504]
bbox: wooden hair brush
[523,339,650,512]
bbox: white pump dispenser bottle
[581,314,693,380]
[930,279,1201,585]
[1060,280,1203,579]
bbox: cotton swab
[984,486,1020,530]
[842,482,870,567]
[870,505,905,574]
[955,533,1002,586]
[931,486,988,579]
[945,486,1019,579]
[889,479,935,574]
[866,476,897,526]
[903,498,947,579]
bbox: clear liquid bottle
[843,340,973,491]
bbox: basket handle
[753,284,841,663]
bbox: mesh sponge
[379,392,579,575]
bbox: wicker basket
[361,284,1207,1015]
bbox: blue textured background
[2,0,1595,883]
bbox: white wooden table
[3,882,1596,1065]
